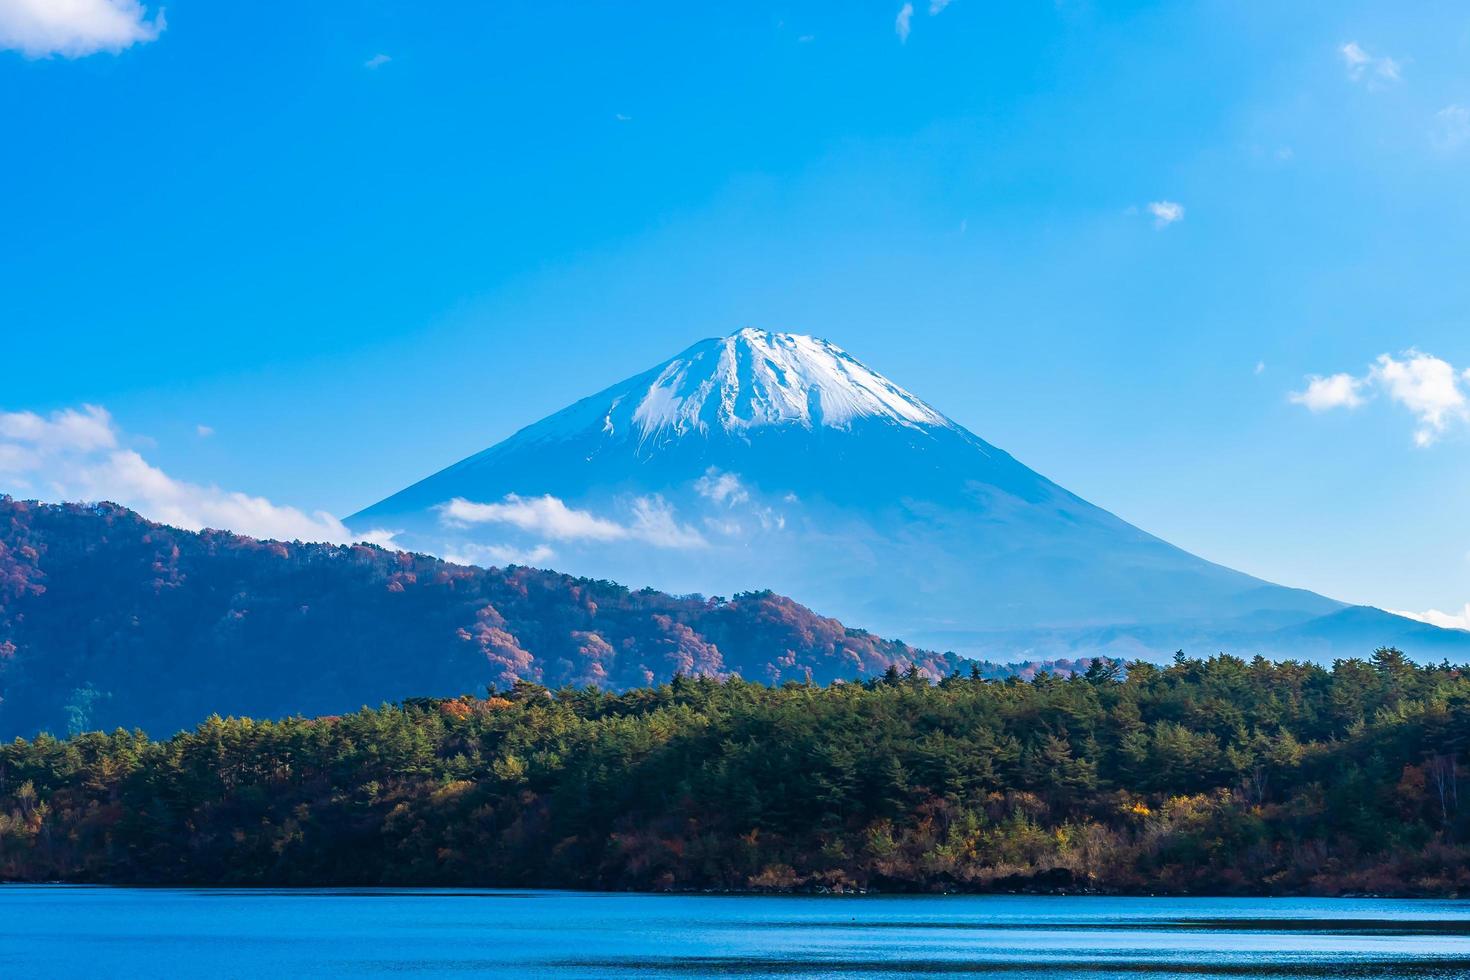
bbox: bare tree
[1428,754,1460,830]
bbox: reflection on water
[3,888,1470,978]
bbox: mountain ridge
[0,495,1020,738]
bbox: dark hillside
[0,497,988,738]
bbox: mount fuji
[351,328,1469,662]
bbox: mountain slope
[353,328,1461,661]
[0,497,987,738]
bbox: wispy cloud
[1339,41,1401,86]
[1290,350,1470,446]
[0,0,164,58]
[929,0,954,13]
[1433,105,1470,151]
[691,468,786,533]
[703,516,743,536]
[629,495,707,548]
[439,493,705,548]
[1147,201,1184,229]
[440,494,627,541]
[195,424,215,439]
[614,113,632,122]
[694,467,749,507]
[895,3,913,42]
[0,404,399,547]
[444,542,556,568]
[364,53,391,70]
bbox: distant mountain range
[352,328,1470,662]
[0,497,1031,739]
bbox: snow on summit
[628,329,951,440]
[511,328,954,451]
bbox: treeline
[2,650,1469,895]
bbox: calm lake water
[4,888,1470,978]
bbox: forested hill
[0,497,1008,739]
[2,654,1468,894]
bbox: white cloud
[1433,105,1470,151]
[615,113,632,122]
[0,0,164,58]
[0,404,117,453]
[929,0,953,13]
[354,528,403,548]
[1147,201,1184,229]
[439,492,704,549]
[1369,351,1467,446]
[630,494,706,548]
[440,494,627,541]
[1387,604,1470,631]
[444,542,556,568]
[195,424,214,438]
[1289,373,1365,412]
[364,53,391,70]
[895,3,913,42]
[797,34,814,43]
[0,404,400,547]
[694,467,749,507]
[1339,41,1400,86]
[1290,350,1470,446]
[90,450,358,542]
[1254,361,1266,376]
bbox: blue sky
[4,1,1470,623]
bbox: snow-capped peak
[627,328,951,440]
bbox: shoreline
[0,880,1460,900]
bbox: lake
[4,888,1470,978]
